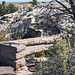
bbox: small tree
[2,1,6,8]
[32,0,37,5]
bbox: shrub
[2,1,6,8]
[35,23,75,75]
[0,4,3,15]
[0,1,18,16]
[31,0,37,5]
[28,7,33,11]
[6,3,18,13]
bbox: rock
[0,57,26,69]
[0,43,26,70]
[0,50,26,61]
[13,34,61,46]
[34,57,48,61]
[5,33,11,39]
[0,43,26,53]
[25,44,51,55]
[14,44,26,52]
[0,44,17,53]
[0,66,15,75]
[16,66,32,75]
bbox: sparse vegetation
[0,1,18,16]
[31,0,37,5]
[6,3,18,13]
[25,50,48,58]
[28,7,33,11]
[35,23,75,75]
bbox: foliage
[25,50,47,58]
[0,4,4,15]
[2,1,6,7]
[6,3,18,13]
[0,1,18,16]
[31,0,37,5]
[28,7,33,11]
[35,50,46,58]
[35,23,75,75]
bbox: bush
[0,4,3,15]
[28,7,33,11]
[2,1,6,8]
[6,3,18,13]
[0,1,18,16]
[35,23,75,75]
[31,0,37,5]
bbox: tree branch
[55,0,72,14]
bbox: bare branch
[55,0,72,14]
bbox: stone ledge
[0,50,26,61]
[0,43,26,53]
[0,57,26,69]
[25,44,52,55]
[11,34,62,46]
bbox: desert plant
[0,4,3,15]
[2,1,6,8]
[35,23,75,75]
[31,0,37,5]
[6,3,18,13]
[28,7,33,11]
[0,1,18,16]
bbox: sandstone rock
[25,44,51,55]
[15,58,26,69]
[0,44,17,53]
[13,44,26,52]
[0,67,15,75]
[0,43,26,53]
[0,57,26,69]
[13,34,61,46]
[0,50,26,61]
[16,66,32,75]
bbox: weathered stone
[0,43,26,70]
[12,34,62,46]
[13,44,26,52]
[0,44,17,53]
[25,44,50,55]
[15,58,26,69]
[0,66,15,75]
[0,43,26,53]
[0,50,25,61]
[0,57,26,69]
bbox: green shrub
[31,0,37,5]
[6,3,18,13]
[28,7,33,11]
[35,23,75,75]
[2,1,6,8]
[0,4,3,15]
[0,1,18,16]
